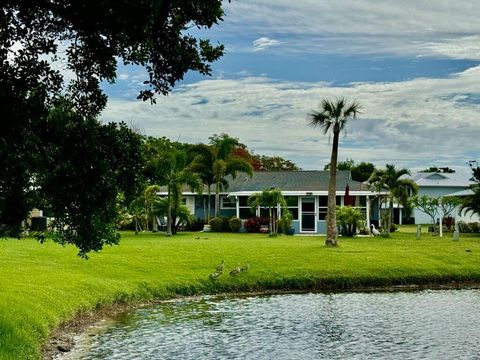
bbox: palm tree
[460,185,480,217]
[368,164,418,233]
[308,98,361,246]
[191,136,253,218]
[248,188,287,235]
[154,149,202,236]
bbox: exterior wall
[414,186,467,224]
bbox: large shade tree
[308,98,361,246]
[1,1,226,254]
[368,164,418,232]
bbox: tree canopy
[1,1,227,255]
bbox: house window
[220,195,236,209]
[284,196,299,220]
[238,196,254,219]
[318,196,328,220]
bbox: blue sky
[101,0,480,175]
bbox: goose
[216,260,225,273]
[229,265,241,276]
[370,224,380,236]
[209,271,222,280]
[240,261,249,272]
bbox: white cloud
[216,0,480,59]
[252,37,280,51]
[102,67,480,171]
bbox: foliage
[184,218,206,232]
[244,217,270,233]
[308,98,361,246]
[368,164,418,233]
[5,102,144,257]
[390,223,398,233]
[460,165,480,218]
[412,196,439,225]
[278,211,293,234]
[336,206,364,237]
[248,188,287,235]
[457,221,480,233]
[1,1,226,254]
[208,217,224,232]
[152,197,194,231]
[253,155,300,171]
[470,222,480,233]
[420,166,455,173]
[228,217,242,233]
[439,196,462,219]
[323,159,375,183]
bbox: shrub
[443,217,454,231]
[390,223,398,233]
[244,217,269,233]
[278,212,293,235]
[457,221,470,233]
[208,217,223,232]
[185,218,206,231]
[469,222,480,233]
[336,206,364,237]
[229,217,242,233]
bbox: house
[403,172,475,224]
[159,171,386,234]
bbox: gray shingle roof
[226,171,366,192]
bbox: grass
[1,227,480,359]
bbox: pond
[65,289,480,359]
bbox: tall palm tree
[368,164,418,232]
[191,136,253,218]
[308,98,361,246]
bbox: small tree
[412,196,439,224]
[248,189,287,235]
[336,206,364,237]
[439,196,462,219]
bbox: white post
[366,196,371,228]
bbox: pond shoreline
[43,281,480,359]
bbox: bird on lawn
[216,259,225,273]
[240,261,249,273]
[229,265,241,276]
[209,271,222,280]
[370,224,380,236]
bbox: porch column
[236,196,240,218]
[399,208,403,225]
[366,195,371,228]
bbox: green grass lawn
[1,228,480,359]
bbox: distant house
[403,172,476,224]
[159,171,385,234]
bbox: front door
[301,197,316,232]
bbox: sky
[100,0,480,175]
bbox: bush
[228,217,242,232]
[208,217,223,232]
[184,218,206,231]
[244,217,269,233]
[390,223,398,233]
[458,221,470,233]
[469,222,480,233]
[278,212,293,235]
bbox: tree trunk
[152,216,158,232]
[269,207,272,235]
[167,185,172,236]
[134,216,138,235]
[326,127,339,246]
[144,200,149,232]
[388,197,393,234]
[215,181,220,217]
[207,185,211,221]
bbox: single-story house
[159,171,386,234]
[402,172,476,224]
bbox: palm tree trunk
[207,185,211,221]
[167,185,172,236]
[215,181,220,217]
[326,127,339,246]
[388,197,393,234]
[269,207,272,235]
[134,216,138,235]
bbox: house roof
[226,171,366,192]
[444,189,474,197]
[161,170,376,195]
[402,172,473,187]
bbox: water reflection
[67,290,480,359]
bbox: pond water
[67,289,480,359]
